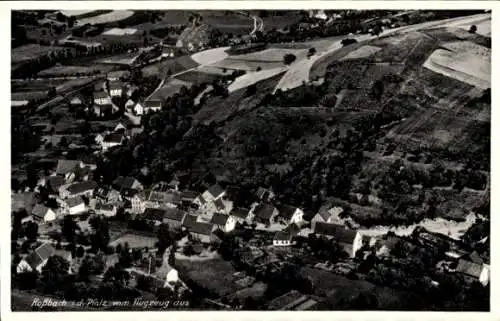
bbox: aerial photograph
[10,9,490,311]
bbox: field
[99,52,140,66]
[37,64,115,77]
[210,58,284,72]
[109,233,158,249]
[230,48,309,62]
[196,65,232,75]
[11,44,69,63]
[142,55,198,77]
[149,78,192,100]
[340,45,382,61]
[260,12,302,30]
[76,10,135,25]
[200,11,253,34]
[190,47,230,65]
[174,255,243,297]
[228,67,287,93]
[11,91,47,102]
[174,70,222,85]
[102,27,138,36]
[423,42,490,89]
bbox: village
[11,9,491,311]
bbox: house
[230,207,251,224]
[195,184,226,208]
[95,203,117,217]
[273,231,296,246]
[93,91,111,105]
[69,94,84,106]
[133,102,144,115]
[113,176,143,193]
[65,196,86,215]
[143,208,168,225]
[130,194,146,214]
[455,259,490,286]
[267,290,324,310]
[143,100,162,113]
[314,222,363,258]
[107,70,130,81]
[310,206,342,229]
[32,204,57,223]
[210,213,236,233]
[167,178,180,191]
[46,175,65,194]
[16,243,56,274]
[181,190,198,204]
[185,221,217,243]
[101,132,125,150]
[255,187,275,202]
[125,99,136,110]
[163,208,186,229]
[109,81,123,97]
[55,159,85,182]
[60,180,97,199]
[93,104,115,117]
[96,187,123,205]
[252,203,279,226]
[114,122,127,133]
[276,204,304,225]
[143,189,182,209]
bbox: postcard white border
[2,1,497,321]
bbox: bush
[283,53,297,65]
[469,25,477,34]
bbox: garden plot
[196,65,231,75]
[102,28,138,36]
[340,45,382,61]
[149,79,192,101]
[174,70,222,85]
[457,18,491,37]
[228,67,287,93]
[76,10,134,26]
[37,64,114,77]
[12,44,69,63]
[423,41,490,89]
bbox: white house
[114,122,127,132]
[31,204,57,223]
[93,91,111,105]
[65,196,86,215]
[310,206,343,229]
[273,231,296,246]
[276,205,304,225]
[456,259,490,286]
[201,184,226,204]
[133,102,144,115]
[16,243,56,274]
[210,213,236,233]
[314,222,363,258]
[109,81,123,97]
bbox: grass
[149,81,189,101]
[142,55,198,77]
[212,58,284,72]
[37,64,115,77]
[109,233,158,249]
[174,70,222,85]
[174,255,243,298]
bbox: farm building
[276,204,304,225]
[54,159,85,182]
[101,132,125,150]
[64,196,86,215]
[109,80,123,97]
[16,243,56,274]
[31,204,57,223]
[252,203,279,226]
[313,223,363,258]
[60,180,97,199]
[163,208,186,228]
[210,213,236,233]
[113,176,143,193]
[93,91,111,105]
[185,221,217,243]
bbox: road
[273,13,491,93]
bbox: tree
[89,216,110,252]
[157,223,172,254]
[40,255,70,293]
[283,53,297,65]
[245,84,257,97]
[47,86,57,99]
[78,253,106,281]
[76,246,85,258]
[469,25,477,34]
[308,47,317,57]
[103,264,130,286]
[24,221,38,242]
[61,215,77,243]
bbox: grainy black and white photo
[10,7,491,312]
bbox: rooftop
[66,180,98,195]
[314,222,358,244]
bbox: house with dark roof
[163,208,186,229]
[95,203,117,217]
[195,184,225,208]
[182,214,199,229]
[61,180,97,199]
[273,224,301,246]
[143,99,162,113]
[310,206,343,229]
[252,203,278,226]
[230,207,251,224]
[455,259,490,286]
[109,80,123,97]
[143,208,168,224]
[64,196,86,215]
[46,175,65,194]
[55,159,85,183]
[94,91,111,105]
[102,132,125,150]
[113,176,143,193]
[143,189,182,209]
[210,213,236,233]
[186,221,217,243]
[276,204,304,225]
[107,70,130,81]
[314,222,363,258]
[32,204,56,223]
[17,243,56,273]
[181,190,198,204]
